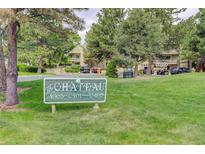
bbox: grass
[1,73,205,144]
[18,72,54,76]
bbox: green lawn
[1,73,205,144]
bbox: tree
[176,17,198,70]
[145,8,186,50]
[0,11,9,93]
[85,8,126,63]
[0,8,85,106]
[6,12,19,105]
[18,22,51,72]
[18,22,80,71]
[106,58,118,78]
[173,9,205,72]
[194,9,205,71]
[0,24,6,93]
[46,30,80,67]
[181,50,199,70]
[116,9,166,75]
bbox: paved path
[18,73,106,82]
[17,75,53,82]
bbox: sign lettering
[44,78,107,104]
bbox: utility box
[123,71,134,78]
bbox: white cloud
[75,8,100,44]
[178,8,199,20]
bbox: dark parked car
[91,66,102,73]
[80,66,90,73]
[171,67,190,75]
[157,69,167,75]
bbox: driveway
[18,73,106,82]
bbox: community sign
[44,78,107,104]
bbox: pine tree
[85,8,126,62]
[0,8,85,106]
[116,9,166,75]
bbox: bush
[64,65,81,73]
[106,59,118,78]
[17,64,46,73]
[138,69,144,75]
[114,58,133,68]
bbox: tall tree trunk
[0,28,7,93]
[134,61,138,77]
[37,58,42,73]
[188,59,192,71]
[5,17,18,106]
[147,57,152,75]
[37,67,42,73]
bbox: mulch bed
[17,87,31,93]
[0,103,27,112]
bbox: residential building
[68,45,107,69]
[68,45,85,66]
[138,49,186,71]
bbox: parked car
[156,69,169,75]
[91,66,102,74]
[171,67,190,74]
[80,66,90,73]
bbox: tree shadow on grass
[18,100,95,113]
[53,103,94,111]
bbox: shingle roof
[69,45,84,54]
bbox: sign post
[93,103,100,112]
[51,104,56,113]
[44,78,107,113]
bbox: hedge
[64,65,81,73]
[17,64,46,73]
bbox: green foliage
[145,9,186,50]
[46,31,81,66]
[178,9,205,70]
[138,69,144,75]
[85,8,126,62]
[16,9,85,34]
[116,9,166,63]
[86,8,186,66]
[175,16,197,51]
[18,22,81,68]
[17,64,46,73]
[193,9,205,55]
[114,57,133,68]
[64,65,81,73]
[106,59,118,78]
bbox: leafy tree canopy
[115,9,166,62]
[85,8,126,62]
[18,22,81,68]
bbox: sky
[76,8,199,44]
[75,8,100,44]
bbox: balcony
[68,57,80,62]
[155,59,178,64]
